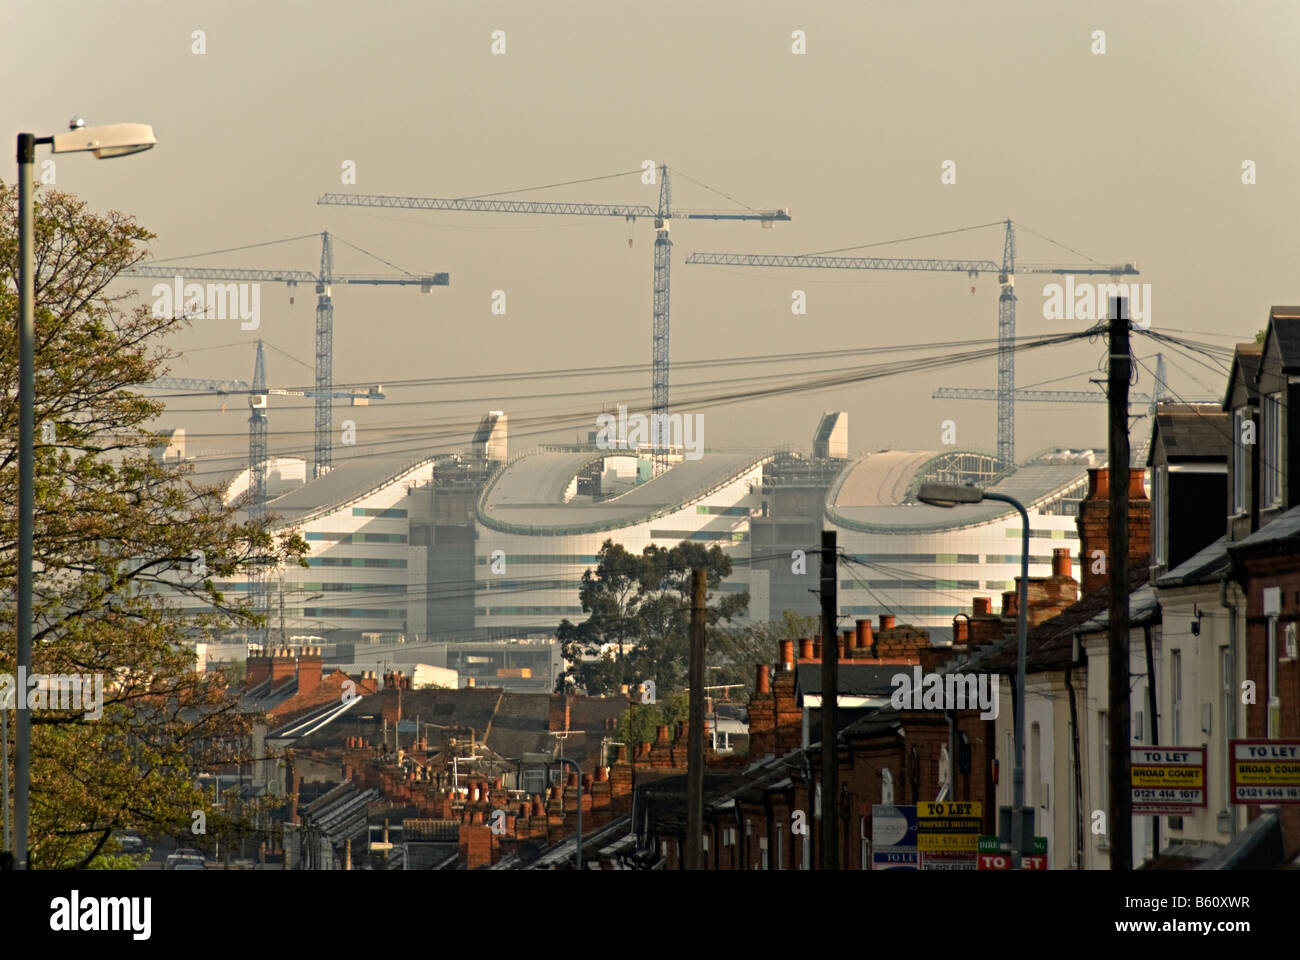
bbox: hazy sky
[6,0,1298,470]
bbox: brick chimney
[967,597,1003,645]
[246,648,271,688]
[548,693,571,733]
[1076,466,1151,594]
[297,645,323,698]
[270,647,296,691]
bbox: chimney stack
[1076,466,1151,594]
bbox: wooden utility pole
[1107,295,1133,870]
[819,529,839,869]
[685,567,707,869]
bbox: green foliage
[557,539,748,695]
[707,609,821,696]
[1256,328,1267,345]
[613,692,689,750]
[0,183,307,867]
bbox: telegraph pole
[819,530,839,869]
[1107,295,1133,870]
[685,568,707,869]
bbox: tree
[0,184,306,868]
[557,539,747,695]
[708,609,821,697]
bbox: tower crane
[932,354,1218,465]
[686,220,1138,467]
[119,231,447,478]
[140,340,384,642]
[319,166,790,470]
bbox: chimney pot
[1128,466,1148,500]
[656,725,670,743]
[756,663,771,694]
[779,639,795,670]
[973,596,991,616]
[855,618,873,653]
[799,637,814,660]
[953,618,969,644]
[1051,547,1072,579]
[812,637,822,660]
[879,614,896,632]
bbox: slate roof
[1157,536,1231,588]
[795,662,909,699]
[1222,344,1263,409]
[1266,308,1300,370]
[962,566,1152,674]
[1227,503,1300,557]
[288,687,626,769]
[1148,405,1230,465]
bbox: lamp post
[917,481,1032,867]
[13,120,155,870]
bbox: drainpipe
[1065,658,1084,870]
[1142,623,1160,859]
[1219,577,1238,839]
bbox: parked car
[117,833,144,853]
[164,849,206,870]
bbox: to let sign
[1229,740,1300,804]
[1130,746,1206,814]
[978,835,1047,870]
[918,801,980,870]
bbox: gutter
[1065,640,1084,870]
[1219,576,1239,839]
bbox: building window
[1171,650,1183,744]
[1263,393,1282,506]
[1233,407,1248,514]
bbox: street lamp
[916,481,1034,866]
[13,119,156,871]
[522,751,581,869]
